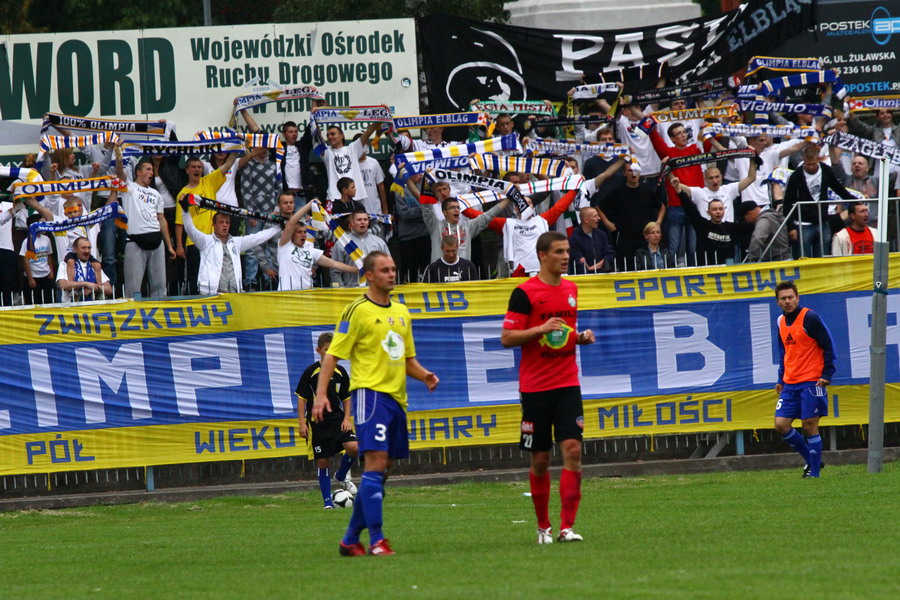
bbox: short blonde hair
[643,221,660,235]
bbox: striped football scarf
[517,175,586,195]
[846,96,900,113]
[193,129,239,141]
[36,132,121,167]
[524,138,631,159]
[312,105,393,124]
[230,85,324,124]
[523,115,612,130]
[745,57,822,77]
[652,103,737,124]
[659,148,757,181]
[185,194,287,224]
[737,99,833,117]
[822,131,900,166]
[41,112,171,138]
[27,201,127,258]
[631,75,740,105]
[393,155,470,184]
[0,166,42,182]
[454,175,587,211]
[120,138,245,157]
[700,123,820,141]
[308,201,365,284]
[310,105,398,152]
[469,101,556,117]
[13,176,127,199]
[243,133,285,181]
[469,154,570,178]
[425,169,528,214]
[195,130,285,181]
[750,94,771,125]
[454,190,504,211]
[758,71,847,100]
[394,135,519,167]
[393,112,485,130]
[736,85,761,99]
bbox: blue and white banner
[1,257,899,474]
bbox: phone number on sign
[839,65,884,75]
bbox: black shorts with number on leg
[311,422,358,460]
[519,386,584,452]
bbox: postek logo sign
[872,6,900,45]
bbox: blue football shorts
[776,381,828,421]
[353,388,410,459]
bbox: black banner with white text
[420,0,815,113]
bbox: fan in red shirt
[501,231,595,545]
[634,105,713,265]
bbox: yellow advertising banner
[1,384,894,475]
[0,256,898,476]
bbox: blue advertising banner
[1,256,898,474]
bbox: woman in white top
[44,147,100,215]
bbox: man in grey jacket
[742,201,791,262]
[847,108,900,188]
[848,108,900,147]
[330,207,390,287]
[406,178,510,262]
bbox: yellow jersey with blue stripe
[328,295,416,409]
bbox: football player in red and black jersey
[501,231,595,544]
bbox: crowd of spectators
[1,66,898,306]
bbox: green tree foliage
[10,0,507,34]
[274,0,510,24]
[0,0,39,34]
[22,0,275,33]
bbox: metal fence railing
[2,196,897,309]
[750,196,898,263]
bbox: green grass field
[3,463,899,600]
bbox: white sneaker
[537,527,553,545]
[557,528,583,542]
[338,475,357,496]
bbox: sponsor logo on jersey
[381,330,405,360]
[521,421,534,434]
[540,323,574,349]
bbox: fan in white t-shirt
[671,161,758,223]
[311,106,382,203]
[114,148,176,298]
[277,201,358,291]
[357,152,387,215]
[56,236,112,302]
[711,133,808,208]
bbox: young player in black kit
[297,332,359,508]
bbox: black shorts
[311,421,357,459]
[519,386,584,452]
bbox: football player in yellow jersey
[313,251,438,557]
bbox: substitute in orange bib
[773,281,836,479]
[501,231,595,544]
